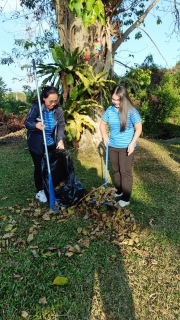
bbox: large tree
[1,0,179,146]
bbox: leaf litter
[0,187,147,259]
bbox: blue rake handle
[104,143,109,188]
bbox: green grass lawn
[0,135,180,320]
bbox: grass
[0,134,180,320]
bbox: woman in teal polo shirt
[100,85,142,207]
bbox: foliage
[22,85,38,104]
[0,79,30,117]
[38,45,86,95]
[118,58,180,139]
[0,0,164,70]
[38,44,115,141]
[0,77,8,109]
[2,98,30,118]
[68,0,105,28]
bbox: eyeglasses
[48,100,58,105]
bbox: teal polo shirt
[102,105,142,148]
[43,107,56,146]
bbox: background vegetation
[1,54,180,140]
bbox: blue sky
[0,2,180,92]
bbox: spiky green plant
[37,44,115,142]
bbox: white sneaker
[118,199,130,207]
[114,192,123,198]
[36,190,47,203]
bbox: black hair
[40,86,59,103]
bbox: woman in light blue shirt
[100,86,142,207]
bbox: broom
[32,59,58,211]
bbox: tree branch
[138,27,169,68]
[112,0,160,53]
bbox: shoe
[114,192,123,198]
[36,190,47,203]
[118,199,130,207]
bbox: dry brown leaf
[74,244,81,253]
[78,238,90,248]
[77,227,83,233]
[128,239,134,246]
[21,311,29,318]
[65,252,74,257]
[42,213,51,221]
[27,233,34,243]
[175,274,180,280]
[14,274,22,278]
[29,227,35,233]
[2,233,14,239]
[39,297,47,304]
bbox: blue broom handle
[104,143,108,187]
[32,59,51,175]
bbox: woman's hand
[100,120,109,146]
[56,140,64,149]
[127,143,135,156]
[103,136,109,146]
[36,122,45,131]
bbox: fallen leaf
[39,297,47,304]
[82,229,89,236]
[78,238,90,248]
[65,252,74,258]
[53,276,68,285]
[175,274,180,280]
[31,250,40,258]
[4,224,13,231]
[0,215,7,220]
[128,239,134,246]
[27,233,34,243]
[74,244,81,253]
[21,311,29,318]
[29,227,35,233]
[2,233,14,239]
[42,213,50,221]
[77,227,83,233]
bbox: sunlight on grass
[90,272,107,320]
[139,138,180,177]
[0,137,180,319]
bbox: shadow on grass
[0,140,135,320]
[91,139,180,244]
[131,139,180,244]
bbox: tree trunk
[53,0,160,149]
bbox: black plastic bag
[42,149,86,207]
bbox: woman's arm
[99,120,109,145]
[127,122,142,155]
[24,104,44,131]
[56,107,65,149]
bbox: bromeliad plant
[37,44,115,142]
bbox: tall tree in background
[1,0,179,146]
[1,0,163,77]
